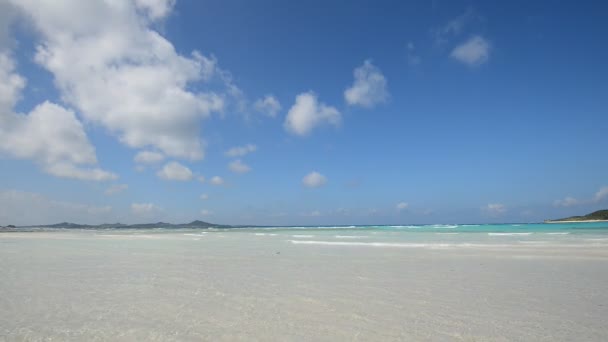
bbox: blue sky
[0,0,607,225]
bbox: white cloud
[228,159,251,174]
[594,186,608,202]
[254,95,281,117]
[131,202,161,215]
[284,92,340,136]
[0,52,116,181]
[134,0,176,20]
[302,171,327,188]
[344,60,389,108]
[105,184,128,195]
[156,161,193,181]
[225,144,257,157]
[134,151,164,164]
[210,176,224,186]
[200,193,209,200]
[396,202,409,211]
[197,175,205,183]
[200,209,212,217]
[0,190,113,225]
[8,0,231,161]
[483,203,506,216]
[451,35,490,66]
[553,196,580,208]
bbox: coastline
[545,219,608,223]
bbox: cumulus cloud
[302,171,327,188]
[228,159,251,174]
[396,202,409,211]
[131,202,161,215]
[0,190,113,225]
[254,95,281,117]
[134,151,164,164]
[0,53,116,181]
[594,186,608,203]
[483,203,506,216]
[210,176,224,186]
[156,161,193,181]
[8,0,232,161]
[284,92,340,136]
[105,184,128,195]
[451,35,490,66]
[344,60,389,108]
[553,196,580,208]
[225,144,257,157]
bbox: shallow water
[1,224,608,341]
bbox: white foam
[334,235,366,239]
[428,224,458,229]
[546,232,570,235]
[289,240,447,248]
[488,232,533,236]
[292,235,314,238]
[287,240,531,249]
[183,233,206,237]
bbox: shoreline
[545,219,608,223]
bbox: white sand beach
[1,230,608,341]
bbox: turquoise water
[27,221,607,249]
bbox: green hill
[547,209,608,222]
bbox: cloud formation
[302,171,327,188]
[228,159,251,174]
[156,161,193,181]
[451,35,490,66]
[9,0,230,161]
[0,53,116,181]
[344,60,388,108]
[483,203,506,215]
[594,186,608,203]
[225,144,257,157]
[210,176,224,186]
[396,202,409,211]
[553,196,580,208]
[284,92,340,136]
[254,95,281,117]
[134,151,165,164]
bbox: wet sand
[1,231,608,341]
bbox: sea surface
[21,221,608,249]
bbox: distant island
[0,220,236,230]
[545,209,608,223]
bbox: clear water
[29,221,608,249]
